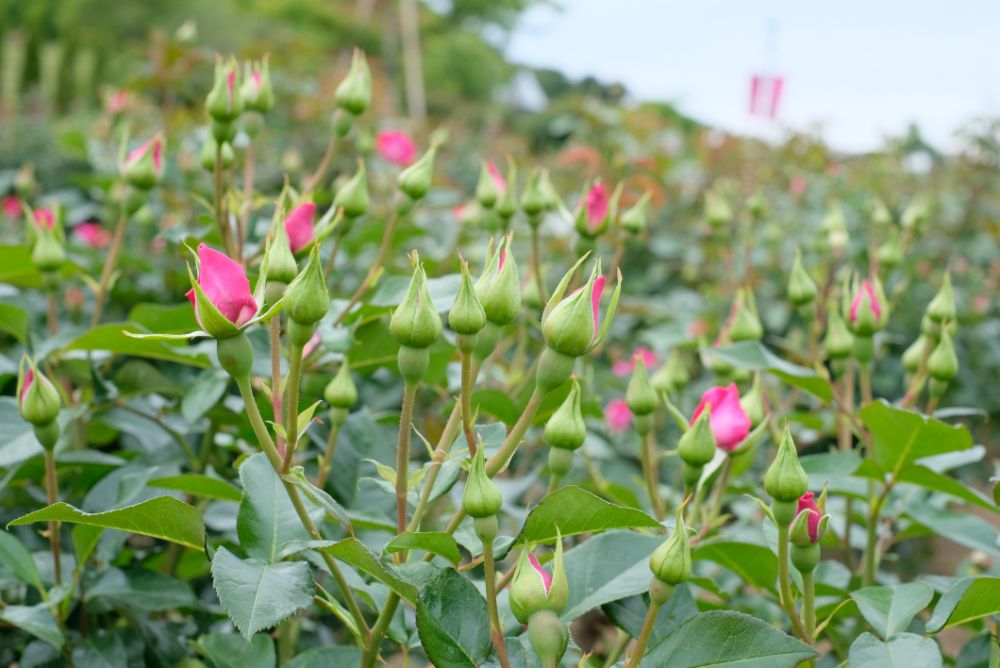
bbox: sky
[505,0,1000,153]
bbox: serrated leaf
[925,576,1000,632]
[313,538,418,604]
[8,497,205,551]
[847,632,942,668]
[415,567,491,668]
[0,529,43,590]
[860,400,973,476]
[210,546,314,640]
[87,567,197,612]
[284,467,354,533]
[0,604,64,650]
[237,453,311,562]
[149,473,243,502]
[851,582,933,639]
[195,632,276,668]
[514,485,660,545]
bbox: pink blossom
[105,90,129,114]
[125,136,164,174]
[185,244,259,328]
[486,161,507,195]
[73,222,112,249]
[528,554,552,594]
[789,176,807,197]
[585,181,609,232]
[2,195,21,219]
[605,398,633,431]
[376,131,417,166]
[691,384,751,451]
[284,202,317,253]
[19,368,34,409]
[849,279,882,324]
[796,492,821,543]
[612,346,659,377]
[34,209,55,231]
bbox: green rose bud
[545,378,586,451]
[824,309,853,360]
[462,446,503,519]
[541,263,603,358]
[902,336,928,373]
[526,610,568,667]
[537,169,561,212]
[788,249,818,306]
[927,326,958,381]
[649,506,692,586]
[475,161,503,209]
[474,235,521,326]
[747,190,768,221]
[926,273,956,324]
[200,136,234,172]
[335,49,371,116]
[510,534,568,624]
[206,55,243,122]
[520,168,547,218]
[822,201,849,253]
[324,363,358,410]
[705,188,732,228]
[332,161,369,219]
[121,134,164,191]
[876,229,903,269]
[621,191,651,235]
[32,226,65,273]
[764,427,809,506]
[740,374,766,427]
[264,211,299,286]
[729,288,763,342]
[398,146,436,201]
[652,350,689,394]
[284,247,329,326]
[17,358,61,427]
[449,260,487,337]
[390,252,442,348]
[496,161,518,220]
[241,56,274,113]
[678,408,716,468]
[626,356,658,416]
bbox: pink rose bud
[796,492,821,543]
[122,135,165,190]
[848,278,884,336]
[34,208,55,231]
[185,243,259,335]
[73,222,112,249]
[105,89,129,114]
[575,181,610,237]
[612,346,658,377]
[604,398,633,431]
[691,383,751,451]
[376,131,417,166]
[283,201,317,253]
[2,195,22,219]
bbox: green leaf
[128,302,199,333]
[415,567,491,668]
[72,525,103,565]
[706,341,832,400]
[63,323,212,367]
[284,467,354,532]
[0,302,29,342]
[0,604,64,649]
[903,502,1000,557]
[181,370,229,422]
[9,497,205,550]
[149,473,243,502]
[926,576,1000,632]
[194,632,276,668]
[71,633,127,668]
[210,546,314,640]
[284,646,363,667]
[848,632,942,668]
[860,400,973,476]
[0,396,43,469]
[895,465,997,512]
[560,530,662,620]
[603,584,698,646]
[641,610,817,667]
[314,538,419,603]
[0,244,43,288]
[851,582,934,639]
[237,453,311,562]
[514,485,660,545]
[694,541,778,592]
[87,567,197,612]
[385,531,463,565]
[0,529,43,590]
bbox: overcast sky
[505,0,1000,152]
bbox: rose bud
[790,492,829,573]
[541,263,606,358]
[186,243,259,340]
[121,134,164,190]
[926,273,956,324]
[284,201,317,254]
[847,278,883,337]
[510,536,568,625]
[377,131,417,166]
[621,191,651,236]
[902,336,928,374]
[495,161,518,221]
[604,398,633,432]
[520,168,547,219]
[574,180,610,238]
[526,610,569,668]
[626,355,658,418]
[448,259,487,342]
[651,350,689,395]
[747,190,768,222]
[678,408,716,489]
[397,145,436,201]
[765,427,809,525]
[264,212,299,288]
[2,194,21,220]
[73,222,111,249]
[691,384,751,453]
[649,506,692,592]
[877,230,903,269]
[704,188,732,228]
[474,235,521,327]
[200,136,235,172]
[475,161,505,209]
[537,169,561,212]
[333,162,369,219]
[463,446,503,542]
[545,378,586,479]
[18,358,61,428]
[927,326,958,382]
[335,49,371,116]
[284,247,329,337]
[740,374,766,428]
[390,252,442,350]
[31,223,65,273]
[241,56,274,114]
[821,201,849,253]
[788,249,818,307]
[206,55,243,123]
[728,288,763,342]
[824,309,853,360]
[324,362,357,427]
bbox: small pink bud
[486,161,507,196]
[2,195,22,220]
[73,222,112,249]
[691,384,751,451]
[849,279,882,324]
[796,492,821,543]
[612,347,659,377]
[585,181,609,232]
[604,398,633,431]
[376,131,417,166]
[34,208,55,231]
[185,244,259,329]
[283,202,317,253]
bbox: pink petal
[19,368,34,408]
[797,492,821,543]
[376,131,417,166]
[605,398,633,431]
[586,182,609,231]
[691,383,751,451]
[590,275,607,336]
[284,202,317,253]
[849,279,881,323]
[34,209,55,231]
[73,222,112,249]
[195,244,258,326]
[528,554,553,595]
[487,161,507,195]
[498,246,506,274]
[2,195,21,219]
[611,347,659,377]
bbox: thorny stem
[396,382,418,534]
[269,318,285,456]
[777,523,810,642]
[214,143,233,257]
[626,601,661,668]
[530,225,547,305]
[44,449,61,586]
[91,212,128,327]
[460,346,477,455]
[314,422,341,489]
[281,340,305,473]
[304,133,338,195]
[47,291,58,336]
[239,141,254,263]
[483,538,511,668]
[333,207,399,327]
[802,571,816,642]
[640,430,665,521]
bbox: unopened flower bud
[575,180,610,238]
[740,374,766,427]
[496,161,518,220]
[537,169,561,212]
[788,250,818,306]
[449,260,487,336]
[901,196,928,231]
[18,359,61,427]
[520,168,546,218]
[200,136,234,172]
[822,201,849,253]
[747,190,768,221]
[264,211,299,286]
[765,427,809,509]
[927,326,958,382]
[475,161,505,209]
[545,378,585,451]
[652,350,689,394]
[333,162,369,219]
[241,56,274,113]
[847,278,884,336]
[824,309,853,359]
[397,146,436,201]
[474,235,521,326]
[324,363,358,410]
[626,356,657,416]
[621,191,651,235]
[122,134,164,190]
[790,492,826,547]
[462,446,503,519]
[926,273,956,324]
[390,252,442,348]
[283,248,328,327]
[32,227,65,273]
[542,264,606,358]
[526,610,568,666]
[877,230,903,269]
[678,408,716,468]
[206,56,243,122]
[871,198,892,227]
[902,336,928,373]
[649,507,691,586]
[335,49,371,116]
[510,536,568,624]
[704,189,732,228]
[729,288,763,342]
